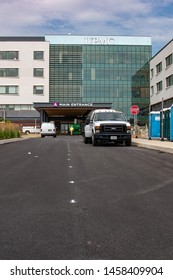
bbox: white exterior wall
[0,40,49,107]
[150,40,173,106]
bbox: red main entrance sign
[130,105,139,115]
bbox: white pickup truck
[83,109,131,146]
[22,126,40,134]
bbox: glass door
[61,124,69,134]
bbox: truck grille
[100,124,126,133]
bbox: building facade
[47,35,152,124]
[0,37,49,124]
[0,35,152,126]
[150,38,173,111]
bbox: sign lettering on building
[55,103,93,107]
[84,37,115,45]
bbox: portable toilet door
[170,105,173,141]
[148,111,160,139]
[164,108,170,140]
[160,108,170,140]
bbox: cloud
[0,0,172,54]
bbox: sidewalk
[132,137,173,154]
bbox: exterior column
[40,109,46,123]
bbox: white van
[40,122,56,138]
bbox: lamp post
[0,109,5,122]
[161,98,164,141]
[3,109,5,122]
[148,102,151,140]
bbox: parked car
[22,126,40,134]
[40,122,56,138]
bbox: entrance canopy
[34,102,112,122]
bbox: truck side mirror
[85,117,90,124]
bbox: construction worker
[70,125,74,135]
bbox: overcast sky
[0,0,173,55]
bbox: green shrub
[0,122,21,140]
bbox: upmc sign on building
[45,35,151,46]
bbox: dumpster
[160,108,170,140]
[69,123,81,135]
[148,111,160,139]
[170,105,173,141]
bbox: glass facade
[49,39,152,124]
[50,45,82,102]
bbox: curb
[0,137,30,145]
[132,141,173,154]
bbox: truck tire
[84,136,88,144]
[92,133,98,146]
[125,139,131,146]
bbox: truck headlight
[127,125,131,133]
[95,126,100,133]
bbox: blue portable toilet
[170,105,173,141]
[148,111,160,139]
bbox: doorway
[61,123,69,135]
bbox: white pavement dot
[70,199,76,204]
[69,166,72,168]
[28,152,31,155]
[69,181,75,184]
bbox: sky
[0,0,173,55]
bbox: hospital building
[0,35,152,133]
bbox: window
[166,53,172,67]
[0,68,18,77]
[7,105,15,110]
[0,86,18,94]
[0,51,19,60]
[33,68,44,77]
[91,68,95,80]
[150,86,154,97]
[33,85,44,94]
[33,51,44,60]
[166,74,173,87]
[150,68,154,78]
[94,112,126,121]
[156,62,162,74]
[156,81,162,92]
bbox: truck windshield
[94,112,126,121]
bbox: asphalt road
[0,136,173,260]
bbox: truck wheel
[125,139,131,146]
[84,136,88,144]
[25,130,30,135]
[92,133,98,146]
